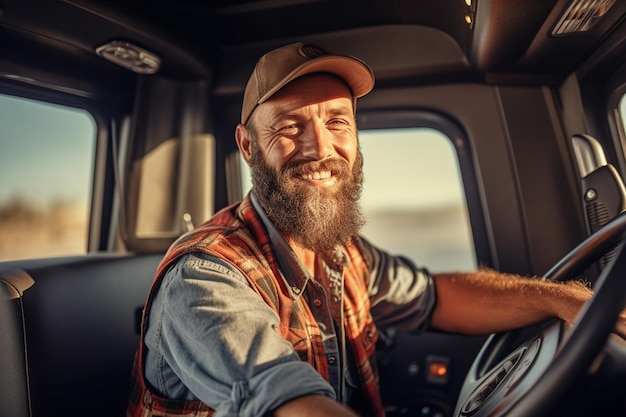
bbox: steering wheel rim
[454,211,626,417]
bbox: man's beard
[249,142,365,253]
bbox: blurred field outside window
[240,127,476,272]
[0,93,95,261]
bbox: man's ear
[235,124,253,164]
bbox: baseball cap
[241,42,375,124]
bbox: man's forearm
[430,268,593,334]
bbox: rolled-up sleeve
[144,252,335,417]
[359,237,437,333]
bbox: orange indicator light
[429,362,448,377]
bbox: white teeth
[301,170,331,180]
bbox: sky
[358,128,465,210]
[0,94,96,208]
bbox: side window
[240,126,476,272]
[0,93,96,261]
[359,128,476,272]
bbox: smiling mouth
[300,170,333,180]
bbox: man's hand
[273,394,360,417]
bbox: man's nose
[300,123,333,160]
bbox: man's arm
[430,268,595,334]
[146,253,337,416]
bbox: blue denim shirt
[144,194,435,417]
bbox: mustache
[281,158,351,177]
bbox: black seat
[0,253,161,417]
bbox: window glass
[240,127,476,272]
[359,128,475,272]
[0,93,96,261]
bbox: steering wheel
[453,211,626,417]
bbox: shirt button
[327,355,336,364]
[313,299,322,307]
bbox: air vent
[552,0,616,35]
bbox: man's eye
[329,119,350,129]
[279,124,300,135]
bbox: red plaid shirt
[127,195,384,417]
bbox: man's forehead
[272,100,354,118]
[257,75,355,120]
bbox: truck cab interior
[2,0,626,416]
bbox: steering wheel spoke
[456,321,562,417]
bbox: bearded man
[127,42,599,417]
